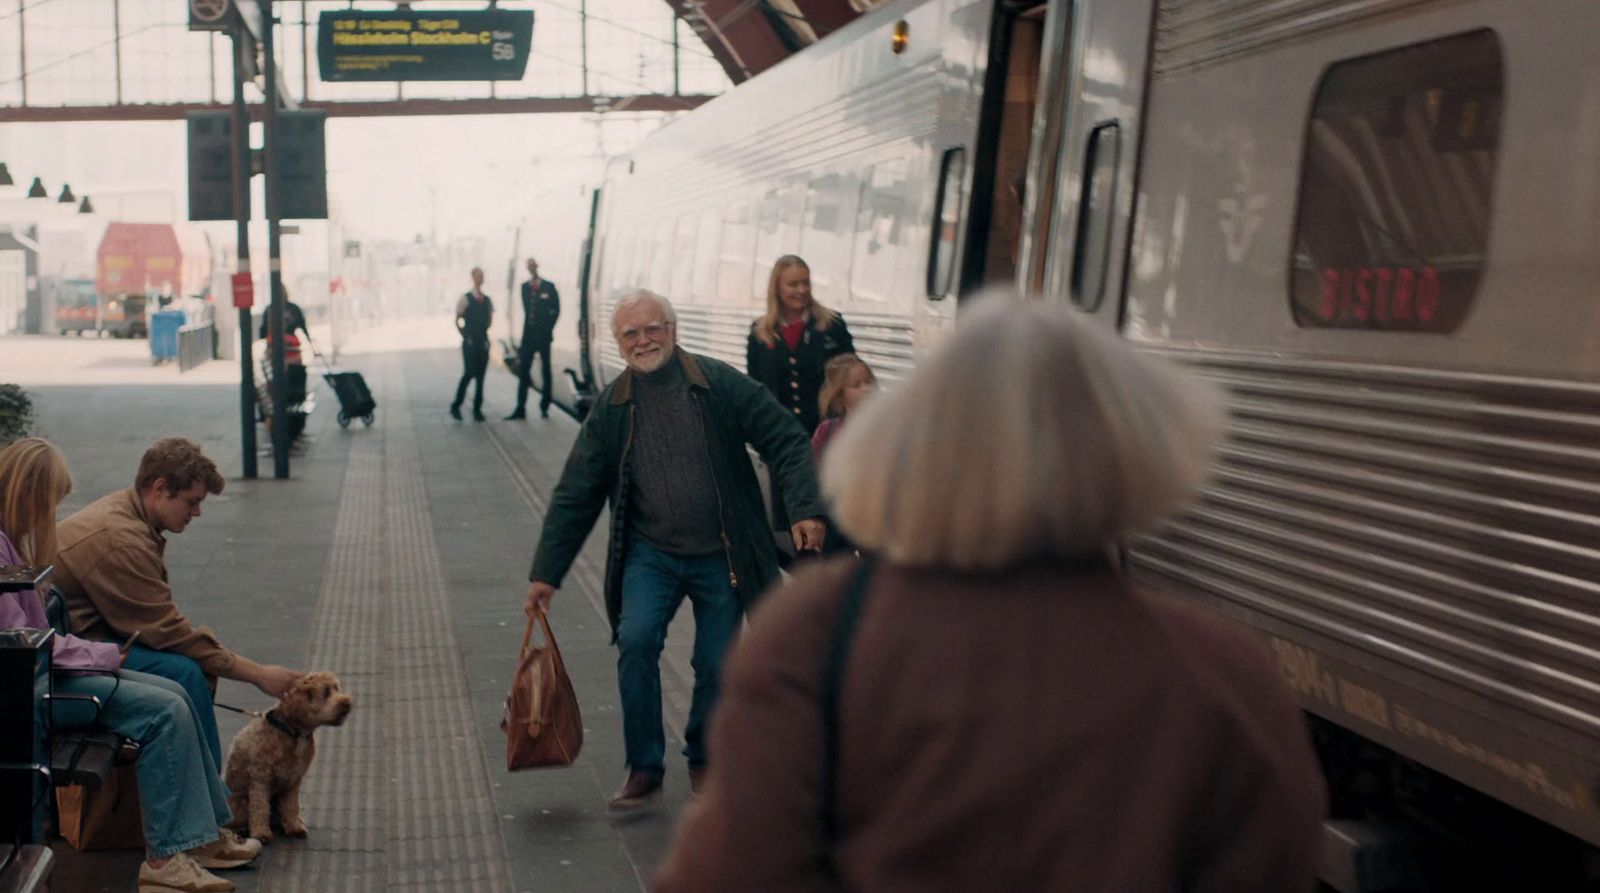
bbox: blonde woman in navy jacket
[746,255,854,436]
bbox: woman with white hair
[655,295,1325,892]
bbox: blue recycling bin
[149,309,186,362]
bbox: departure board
[317,9,534,82]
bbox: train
[548,0,1600,887]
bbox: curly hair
[135,437,225,496]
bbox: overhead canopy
[681,0,873,82]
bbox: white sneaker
[189,826,262,869]
[138,852,235,893]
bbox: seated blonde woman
[656,294,1326,892]
[0,438,259,893]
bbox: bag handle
[520,607,558,656]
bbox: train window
[1289,29,1503,333]
[692,206,722,301]
[669,213,697,300]
[927,147,966,299]
[648,218,675,291]
[753,185,804,297]
[801,172,855,306]
[1070,123,1120,310]
[851,158,913,303]
[718,199,754,303]
[609,226,636,293]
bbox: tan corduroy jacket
[53,488,238,677]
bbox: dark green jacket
[529,351,824,639]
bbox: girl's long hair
[0,437,73,565]
[754,255,839,347]
[817,353,875,421]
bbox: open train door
[1017,0,1156,330]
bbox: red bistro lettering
[1315,265,1440,326]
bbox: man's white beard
[628,342,674,374]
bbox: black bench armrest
[0,843,53,893]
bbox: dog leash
[214,702,266,719]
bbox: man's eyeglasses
[618,322,672,344]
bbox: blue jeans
[120,646,223,767]
[53,669,232,858]
[617,535,743,775]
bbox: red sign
[231,272,254,309]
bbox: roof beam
[0,95,715,123]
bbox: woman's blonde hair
[822,292,1226,569]
[0,437,73,565]
[817,353,875,421]
[753,255,839,347]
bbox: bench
[40,589,139,791]
[1,573,130,849]
[256,357,315,441]
[0,844,52,893]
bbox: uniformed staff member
[450,267,494,422]
[506,257,561,420]
[746,254,853,536]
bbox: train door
[959,3,1048,293]
[1019,0,1156,328]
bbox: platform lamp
[78,196,93,214]
[26,177,46,198]
[57,184,74,204]
[0,163,12,187]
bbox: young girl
[812,353,877,460]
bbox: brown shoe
[689,766,708,799]
[608,771,663,811]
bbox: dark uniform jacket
[520,278,561,346]
[457,292,493,344]
[746,314,854,433]
[529,351,824,639]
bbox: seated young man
[52,437,301,765]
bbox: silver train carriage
[558,0,1600,878]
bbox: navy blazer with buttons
[745,314,853,434]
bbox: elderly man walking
[524,289,826,810]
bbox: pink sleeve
[0,533,120,673]
[52,636,123,674]
[811,419,837,461]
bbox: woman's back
[656,558,1325,892]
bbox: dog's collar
[264,709,312,741]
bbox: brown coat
[53,488,238,677]
[655,558,1326,893]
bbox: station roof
[686,0,871,82]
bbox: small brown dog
[224,671,353,843]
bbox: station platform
[19,323,699,892]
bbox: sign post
[262,0,289,480]
[228,11,258,479]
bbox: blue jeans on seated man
[617,535,743,777]
[51,669,233,858]
[121,645,223,766]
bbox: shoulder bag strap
[821,554,877,850]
